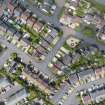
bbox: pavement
[96,0,105,4]
[22,71,51,94]
[19,0,65,28]
[52,77,105,105]
[0,48,12,67]
[0,36,54,78]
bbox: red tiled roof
[27,19,34,27]
[21,11,30,21]
[95,68,102,74]
[83,95,91,105]
[33,21,43,32]
[7,2,14,14]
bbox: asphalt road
[2,0,105,105]
[0,85,22,101]
[74,32,105,51]
[96,0,105,4]
[19,0,64,28]
[52,77,105,105]
[0,48,12,67]
[0,36,55,78]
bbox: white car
[58,101,63,105]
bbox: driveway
[19,0,65,28]
[74,32,105,51]
[2,0,105,105]
[52,77,105,105]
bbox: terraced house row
[0,0,61,61]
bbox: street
[0,36,54,78]
[1,0,105,105]
[52,77,105,105]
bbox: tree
[11,52,17,60]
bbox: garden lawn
[85,0,105,14]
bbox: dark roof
[0,102,5,105]
[34,102,41,105]
[78,69,95,79]
[69,73,79,85]
[50,29,58,38]
[22,38,31,45]
[62,54,72,65]
[31,102,41,105]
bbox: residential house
[78,69,95,84]
[43,35,53,45]
[33,21,44,32]
[65,0,80,14]
[40,40,50,48]
[7,1,15,16]
[7,28,17,36]
[72,52,80,64]
[35,45,47,56]
[20,37,30,49]
[31,102,42,105]
[50,28,58,38]
[83,13,94,24]
[77,45,97,57]
[0,5,3,16]
[101,67,105,77]
[95,68,104,79]
[60,13,73,26]
[0,25,4,35]
[0,22,9,33]
[83,13,105,29]
[40,0,56,15]
[90,85,105,103]
[68,73,80,87]
[98,25,105,41]
[27,16,36,28]
[94,14,105,29]
[21,10,31,23]
[54,60,64,70]
[5,88,28,105]
[9,62,18,73]
[13,31,21,41]
[13,7,23,18]
[30,99,44,105]
[0,102,5,105]
[89,45,98,54]
[24,67,52,94]
[81,93,92,105]
[60,13,81,28]
[62,54,72,66]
